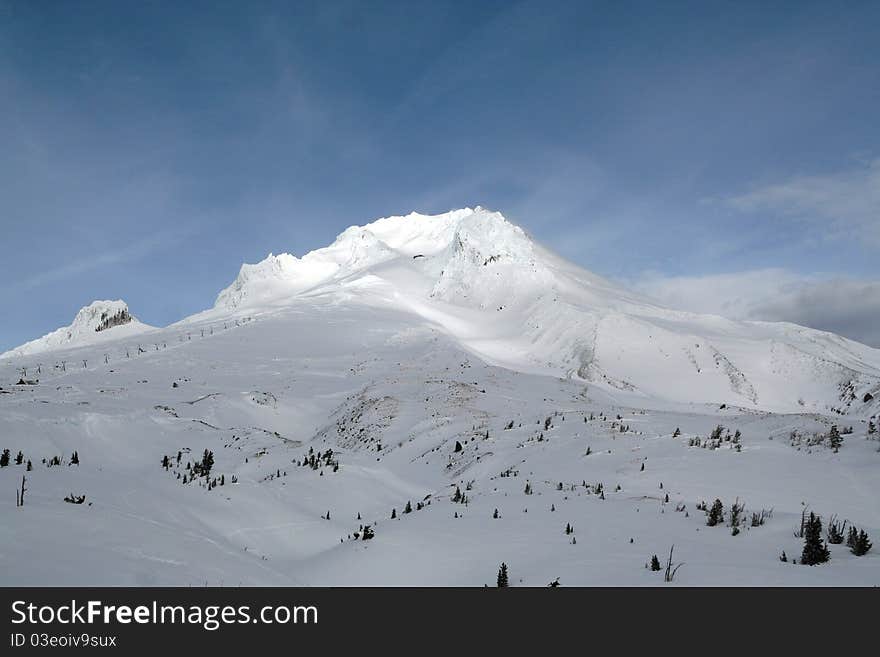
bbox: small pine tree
[201,449,214,477]
[404,501,412,514]
[827,516,846,544]
[15,451,23,465]
[497,562,509,587]
[650,555,661,571]
[70,451,79,465]
[779,550,788,562]
[0,449,9,467]
[493,508,499,519]
[827,425,842,451]
[26,460,32,471]
[850,529,872,556]
[801,513,830,565]
[729,498,744,535]
[391,508,397,519]
[672,428,681,438]
[846,525,858,548]
[706,498,724,526]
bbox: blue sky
[1,0,879,351]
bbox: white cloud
[726,158,880,244]
[633,269,880,347]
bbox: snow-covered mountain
[1,208,878,586]
[1,300,154,359]
[209,207,880,416]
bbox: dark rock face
[95,309,132,332]
[865,392,875,403]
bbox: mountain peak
[1,300,153,359]
[214,207,528,310]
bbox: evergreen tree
[496,562,509,587]
[493,508,499,519]
[729,498,744,535]
[404,501,412,514]
[391,508,397,519]
[70,451,79,465]
[650,555,661,571]
[0,449,9,467]
[15,451,23,465]
[850,529,872,556]
[827,516,846,544]
[706,498,724,526]
[827,425,842,451]
[26,460,32,471]
[801,513,830,565]
[200,449,214,478]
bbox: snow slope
[1,208,878,586]
[1,300,154,359]
[210,208,880,415]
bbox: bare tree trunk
[16,475,26,507]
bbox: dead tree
[794,506,810,538]
[664,545,684,582]
[16,475,26,507]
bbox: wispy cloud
[633,269,880,347]
[725,158,880,244]
[10,227,190,291]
